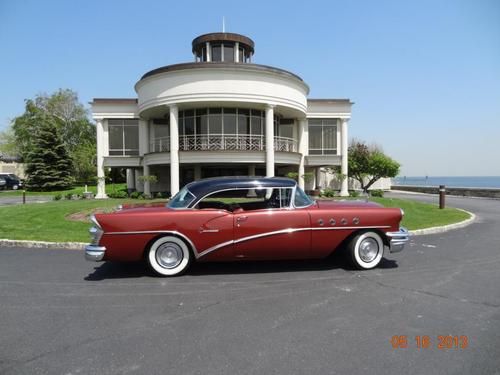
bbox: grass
[368,197,470,230]
[0,196,470,243]
[0,183,127,197]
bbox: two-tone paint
[86,177,407,267]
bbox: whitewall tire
[348,231,384,270]
[147,236,192,276]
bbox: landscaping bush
[53,194,62,201]
[65,193,74,200]
[321,188,337,198]
[370,189,385,197]
[130,191,142,199]
[349,190,360,198]
[108,190,128,199]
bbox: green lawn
[0,183,127,197]
[369,197,470,230]
[0,197,470,243]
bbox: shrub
[108,190,128,199]
[370,189,384,197]
[349,190,360,198]
[130,191,142,199]
[53,194,62,201]
[65,193,74,200]
[321,188,337,198]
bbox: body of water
[392,176,500,189]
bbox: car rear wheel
[12,184,19,190]
[147,236,192,276]
[348,231,384,270]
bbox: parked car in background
[0,174,23,190]
[0,176,6,189]
[86,177,409,276]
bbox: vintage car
[85,177,409,276]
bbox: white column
[206,42,211,62]
[265,105,275,177]
[297,118,308,189]
[95,118,108,199]
[143,164,151,197]
[340,118,350,197]
[169,104,180,196]
[139,119,149,156]
[248,164,256,176]
[194,164,202,180]
[234,42,239,62]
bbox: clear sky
[0,0,499,176]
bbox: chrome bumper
[85,245,106,261]
[386,227,409,253]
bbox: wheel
[12,185,19,190]
[348,231,384,270]
[147,236,192,276]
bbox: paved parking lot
[0,193,499,374]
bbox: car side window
[196,188,293,212]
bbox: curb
[0,239,86,250]
[408,208,476,236]
[0,208,476,250]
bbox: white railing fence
[149,135,297,153]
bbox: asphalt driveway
[0,193,499,374]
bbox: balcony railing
[149,135,297,153]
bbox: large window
[308,119,337,155]
[178,108,265,137]
[108,119,139,156]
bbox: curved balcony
[149,135,297,153]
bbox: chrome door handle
[236,216,248,222]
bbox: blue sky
[0,0,499,176]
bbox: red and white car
[86,177,408,276]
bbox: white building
[92,32,353,198]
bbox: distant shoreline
[392,176,500,189]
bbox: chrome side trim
[197,226,391,259]
[386,227,409,253]
[105,230,199,257]
[104,226,391,260]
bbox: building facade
[92,32,352,198]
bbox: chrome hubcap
[156,242,183,269]
[359,238,379,262]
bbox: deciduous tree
[348,139,400,193]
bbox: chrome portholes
[156,242,183,269]
[318,219,324,226]
[329,218,336,226]
[341,218,348,225]
[353,217,360,225]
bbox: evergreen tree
[25,114,74,191]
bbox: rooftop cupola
[192,32,255,63]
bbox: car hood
[315,199,382,209]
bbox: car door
[233,206,311,260]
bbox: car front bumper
[386,227,410,253]
[85,245,106,261]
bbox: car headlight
[89,215,103,245]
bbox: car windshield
[8,174,20,179]
[294,186,314,207]
[167,187,196,209]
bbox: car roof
[186,176,296,198]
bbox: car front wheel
[147,236,192,276]
[348,231,384,270]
